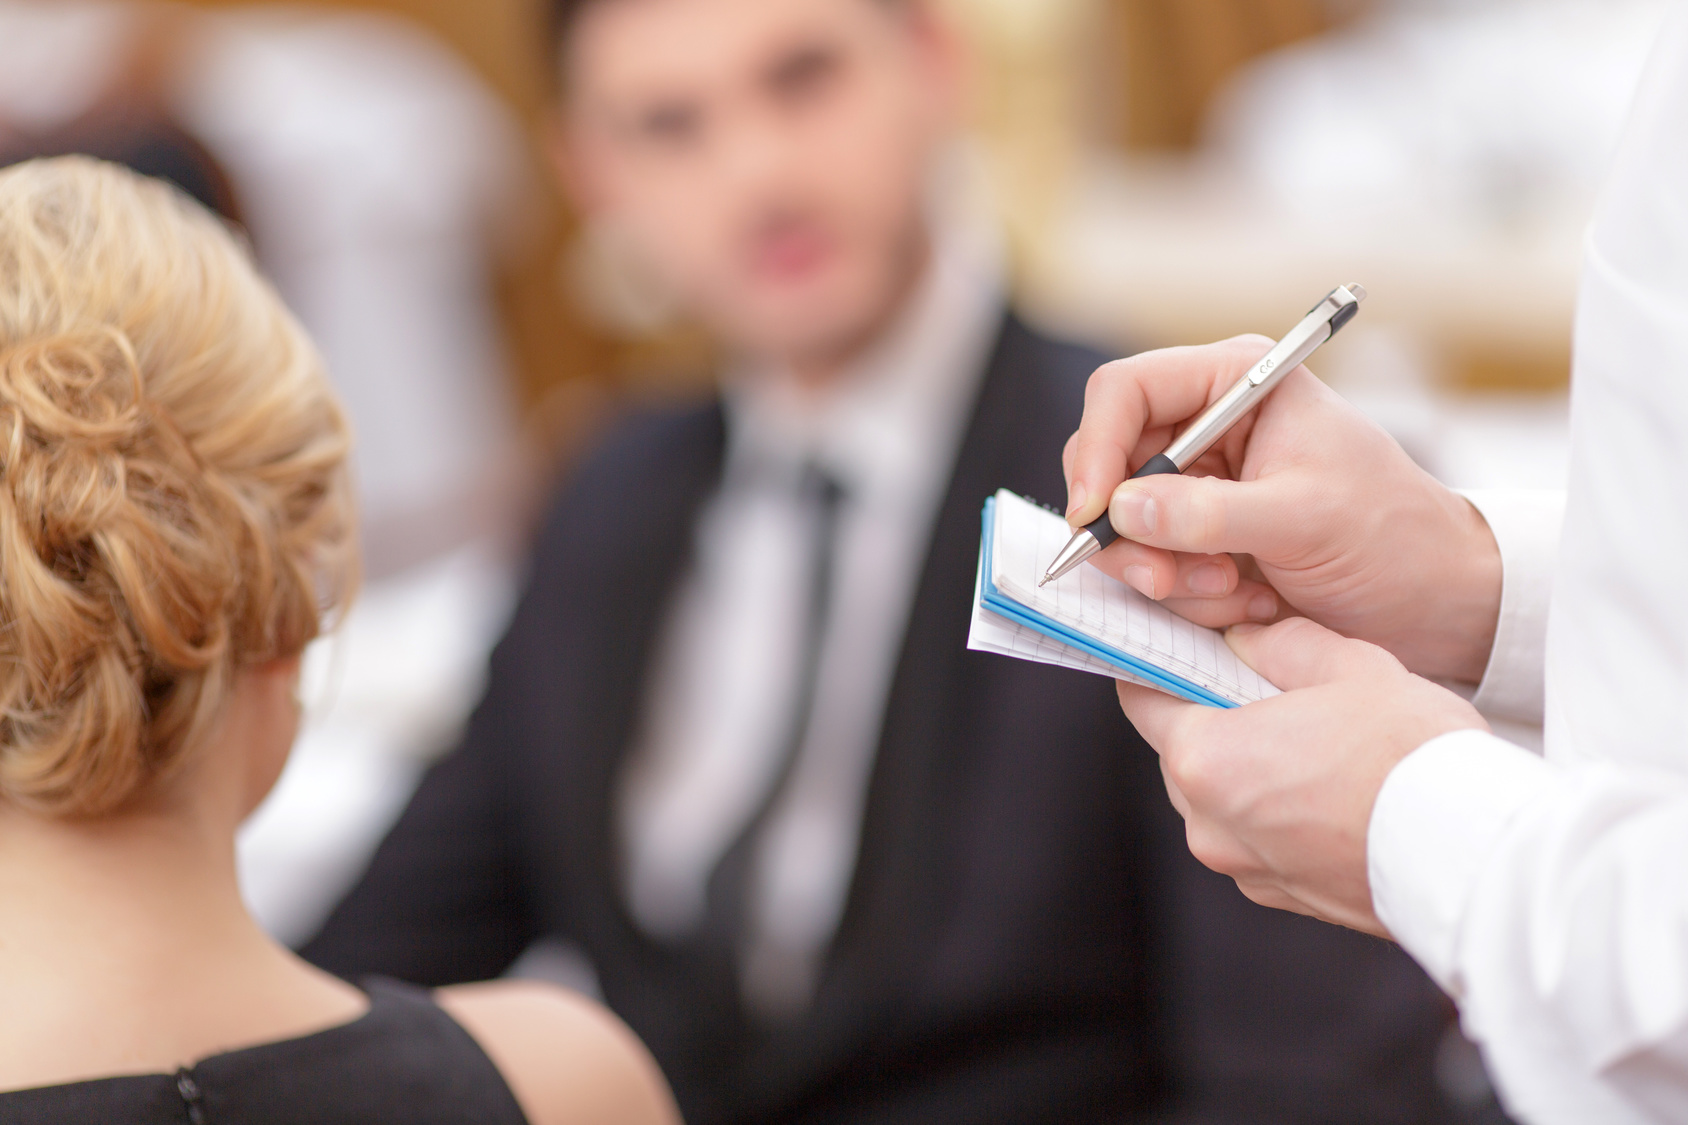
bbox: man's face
[561,0,957,367]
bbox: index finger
[1065,336,1272,527]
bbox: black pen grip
[1085,453,1182,551]
[1080,510,1117,551]
[1077,453,1181,552]
[1130,452,1182,479]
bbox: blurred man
[307,2,1485,1121]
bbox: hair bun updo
[0,157,355,816]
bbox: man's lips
[745,225,834,282]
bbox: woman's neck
[0,663,297,992]
[0,741,365,1090]
[0,795,257,970]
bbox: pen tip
[1346,282,1368,303]
[1037,575,1050,588]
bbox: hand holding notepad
[968,490,1280,707]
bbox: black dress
[0,978,530,1124]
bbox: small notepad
[968,489,1280,708]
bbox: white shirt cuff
[1459,490,1565,726]
[1368,729,1564,996]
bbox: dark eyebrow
[623,95,703,142]
[764,40,842,95]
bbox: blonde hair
[0,157,355,816]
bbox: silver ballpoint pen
[1040,282,1368,587]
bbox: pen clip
[1246,284,1366,387]
[1245,356,1286,388]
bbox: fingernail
[1228,622,1266,637]
[1111,487,1157,537]
[1247,592,1278,621]
[1066,481,1089,518]
[1123,566,1156,599]
[1188,563,1229,596]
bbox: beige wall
[1107,0,1334,151]
[174,0,1346,407]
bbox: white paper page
[988,490,1279,705]
[967,552,1159,687]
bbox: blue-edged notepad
[968,489,1280,708]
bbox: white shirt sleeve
[1370,733,1688,1124]
[1366,11,1688,1122]
[1458,490,1565,727]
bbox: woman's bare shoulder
[436,980,680,1125]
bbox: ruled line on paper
[986,490,1278,705]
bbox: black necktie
[700,464,846,1006]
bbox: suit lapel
[566,401,730,935]
[767,314,1078,1069]
[845,313,1062,956]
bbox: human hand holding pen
[1062,335,1503,684]
[1063,335,1499,935]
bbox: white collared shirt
[618,224,1005,1016]
[1367,9,1688,1122]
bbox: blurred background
[0,0,1667,950]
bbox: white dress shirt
[619,224,1005,1017]
[1367,8,1688,1122]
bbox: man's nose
[711,105,807,192]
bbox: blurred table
[1020,153,1582,390]
[1014,151,1578,518]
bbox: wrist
[1406,493,1502,684]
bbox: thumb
[1107,471,1307,558]
[1066,338,1276,525]
[1224,617,1398,691]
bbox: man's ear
[903,0,969,128]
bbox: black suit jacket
[306,314,1496,1125]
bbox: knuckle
[1256,616,1321,667]
[1235,877,1286,911]
[1186,477,1229,551]
[1358,642,1407,679]
[1164,744,1214,803]
[1122,541,1169,573]
[1157,596,1228,629]
[1226,333,1275,354]
[1084,358,1135,401]
[1186,822,1241,877]
[1274,615,1320,642]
